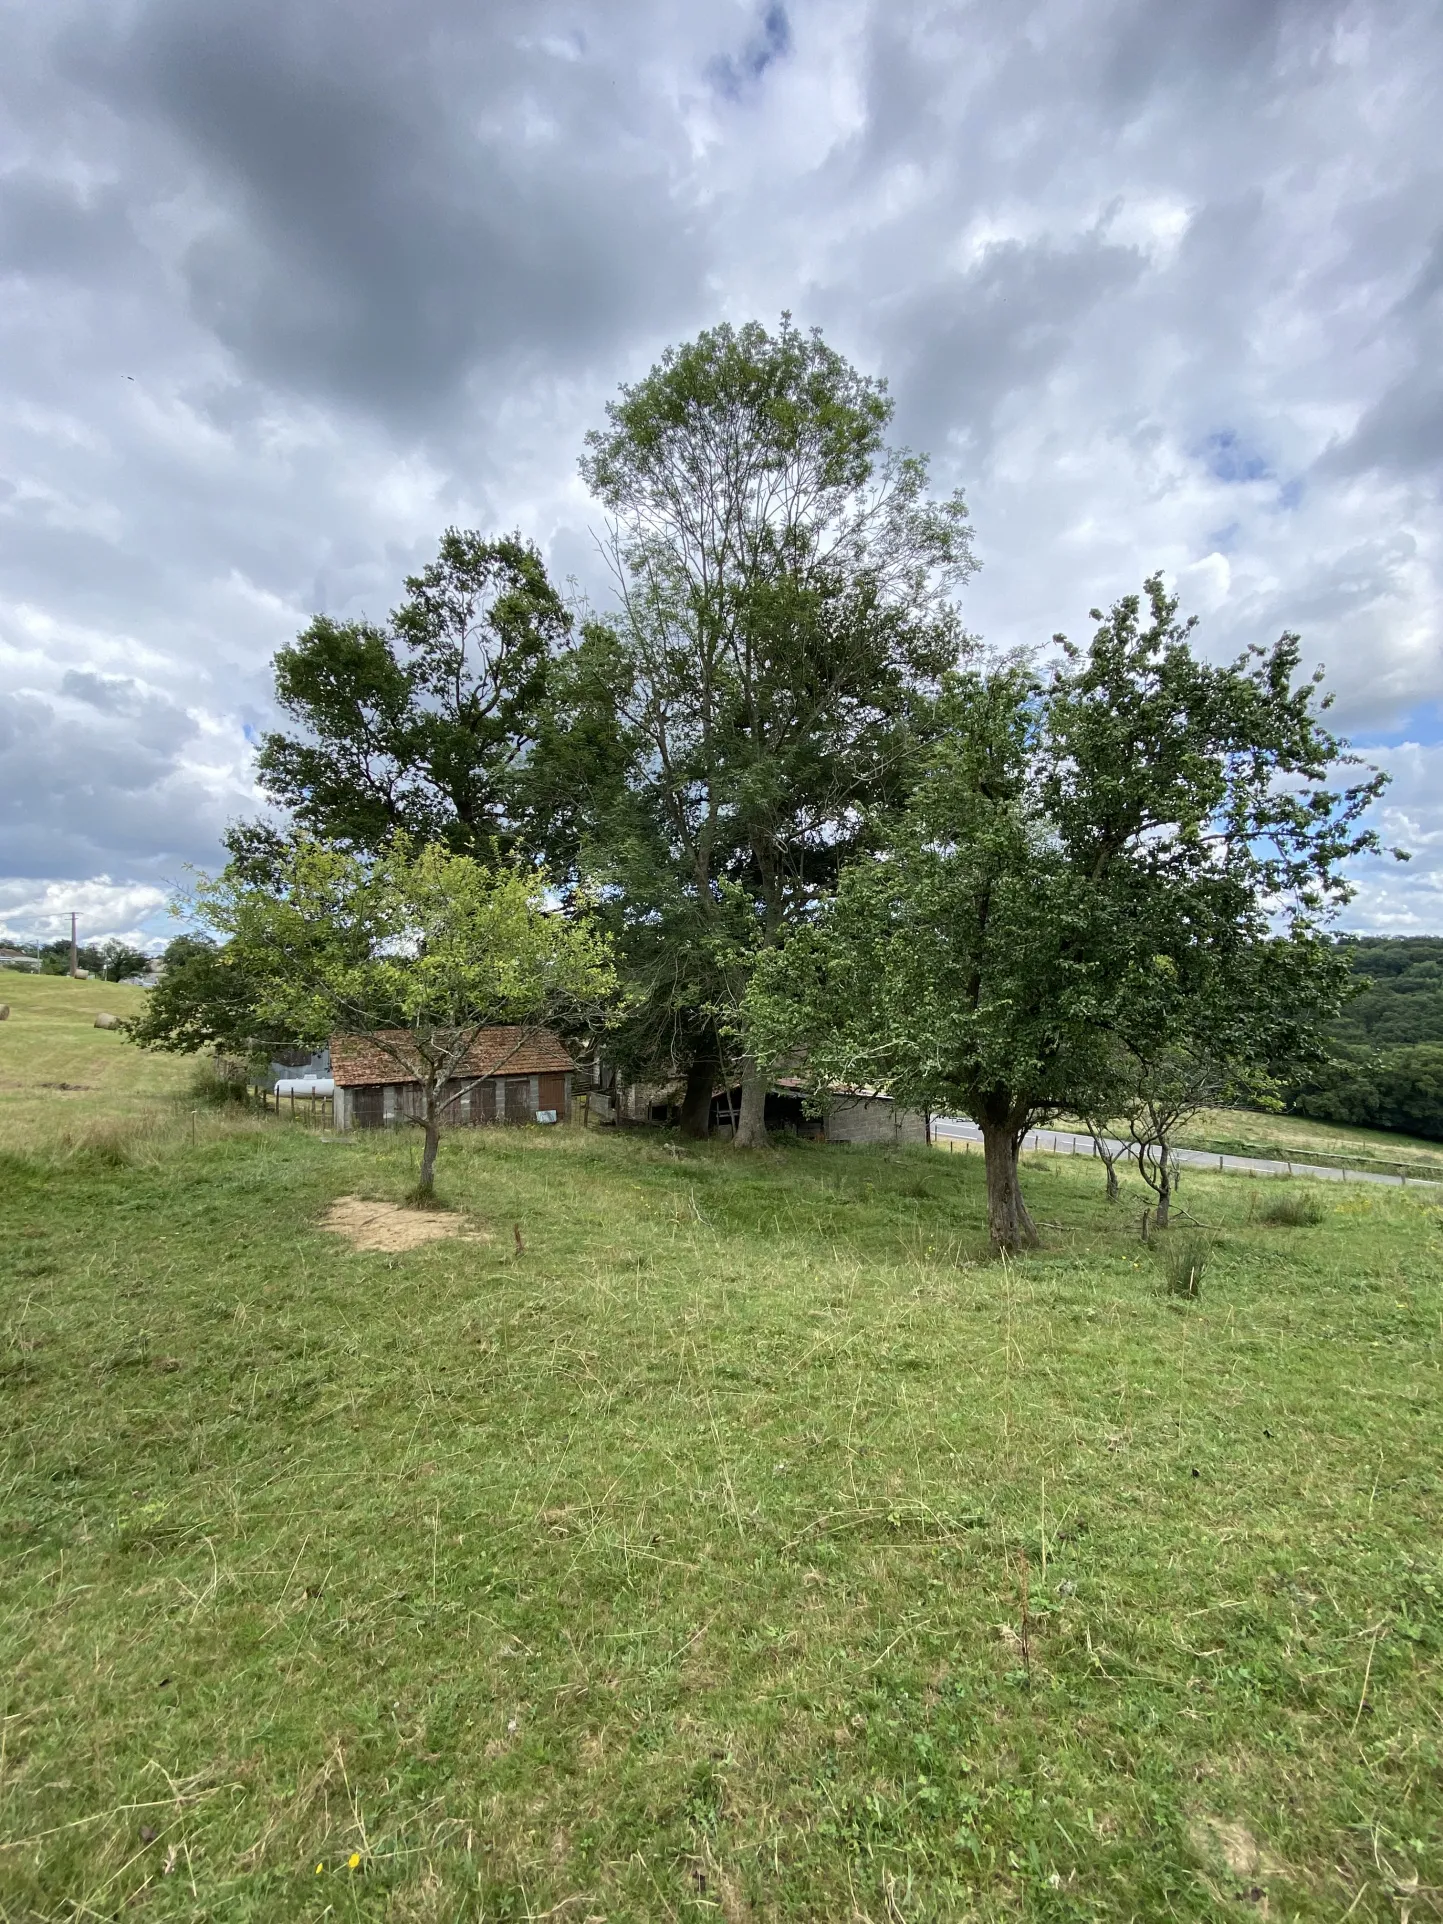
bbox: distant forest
[1287,937,1443,1139]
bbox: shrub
[54,1115,167,1168]
[1156,1231,1211,1299]
[1259,1190,1326,1227]
[188,1058,255,1109]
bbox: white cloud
[0,877,172,947]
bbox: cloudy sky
[2,0,1440,947]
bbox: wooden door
[353,1085,384,1129]
[538,1073,566,1120]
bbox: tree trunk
[417,1084,442,1198]
[1084,1121,1120,1202]
[731,1056,768,1149]
[1154,1156,1171,1229]
[980,1115,1040,1254]
[680,1054,717,1140]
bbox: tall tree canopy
[749,578,1388,1248]
[255,529,572,864]
[568,315,976,1143]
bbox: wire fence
[253,1088,335,1127]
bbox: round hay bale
[94,1011,122,1030]
[0,1004,9,1020]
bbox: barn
[330,1026,576,1131]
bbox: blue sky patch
[1360,700,1443,750]
[1203,428,1271,484]
[708,4,791,101]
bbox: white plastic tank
[275,1077,335,1097]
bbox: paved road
[931,1118,1436,1189]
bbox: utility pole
[69,912,78,979]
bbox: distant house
[709,1079,929,1146]
[330,1026,577,1131]
[599,1067,929,1144]
[0,945,39,972]
[812,1090,930,1147]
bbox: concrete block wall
[825,1096,928,1147]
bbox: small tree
[1078,1109,1125,1202]
[1115,1050,1225,1229]
[193,838,616,1197]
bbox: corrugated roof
[330,1025,576,1087]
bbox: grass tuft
[1259,1189,1327,1227]
[1155,1227,1212,1297]
[402,1181,450,1210]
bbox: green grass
[2,1109,1441,1920]
[0,972,190,1154]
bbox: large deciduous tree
[750,578,1389,1250]
[192,839,616,1198]
[254,530,572,864]
[571,316,975,1144]
[122,933,286,1057]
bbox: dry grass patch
[320,1194,485,1252]
[1188,1815,1287,1882]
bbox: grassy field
[1169,1108,1443,1180]
[2,1040,1441,1922]
[0,972,191,1155]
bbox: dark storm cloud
[0,171,138,279]
[0,681,212,881]
[1331,376,1443,479]
[57,0,707,420]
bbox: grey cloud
[1318,229,1443,480]
[0,171,138,279]
[884,236,1148,455]
[708,4,792,101]
[0,686,223,881]
[56,672,200,756]
[61,0,707,419]
[1095,0,1351,111]
[1327,374,1443,480]
[59,669,149,714]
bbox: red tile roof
[330,1025,575,1087]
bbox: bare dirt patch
[1188,1815,1286,1881]
[321,1196,485,1253]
